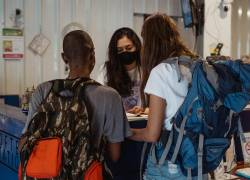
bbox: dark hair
[105,27,141,97]
[140,13,196,106]
[63,30,94,66]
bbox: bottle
[29,85,35,100]
[21,88,29,115]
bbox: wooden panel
[133,0,146,14]
[59,0,73,78]
[24,0,42,89]
[5,60,22,94]
[41,0,60,82]
[203,0,232,57]
[1,0,193,95]
[159,0,181,16]
[2,0,24,95]
[89,0,108,78]
[231,0,250,58]
[0,0,5,95]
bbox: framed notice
[2,36,24,59]
[240,132,250,163]
[28,33,50,56]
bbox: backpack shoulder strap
[202,62,220,93]
[49,78,100,96]
[162,57,182,82]
[140,142,149,180]
[78,78,101,88]
[162,56,198,82]
[238,116,246,143]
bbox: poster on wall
[1,28,24,59]
[2,36,24,59]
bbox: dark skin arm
[107,142,121,162]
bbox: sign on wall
[241,132,250,163]
[28,33,50,56]
[1,28,24,60]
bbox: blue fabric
[219,60,250,92]
[144,143,208,180]
[163,59,250,176]
[0,106,25,178]
[212,61,250,112]
[144,155,186,180]
[144,143,186,180]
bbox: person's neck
[68,68,90,79]
[124,61,137,71]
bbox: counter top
[0,104,26,173]
[126,113,148,122]
[245,104,250,110]
[0,103,26,137]
[0,103,26,123]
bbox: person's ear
[89,51,95,64]
[88,52,95,72]
[61,53,68,64]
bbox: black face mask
[118,51,140,65]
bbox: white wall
[203,0,232,57]
[0,0,135,95]
[0,0,196,96]
[231,0,250,59]
[0,0,25,95]
[133,0,199,58]
[0,0,184,96]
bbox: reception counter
[0,103,26,179]
[0,103,148,180]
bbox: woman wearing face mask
[97,27,143,113]
[97,27,147,180]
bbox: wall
[133,0,198,54]
[0,0,196,96]
[0,0,134,95]
[203,0,233,57]
[0,0,25,95]
[231,0,250,59]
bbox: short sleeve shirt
[122,67,141,111]
[96,65,141,111]
[23,81,132,148]
[144,63,189,130]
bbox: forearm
[107,142,121,162]
[130,128,159,142]
[130,94,166,143]
[130,128,146,142]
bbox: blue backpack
[151,56,250,179]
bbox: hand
[127,106,149,115]
[143,107,149,115]
[127,106,144,115]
